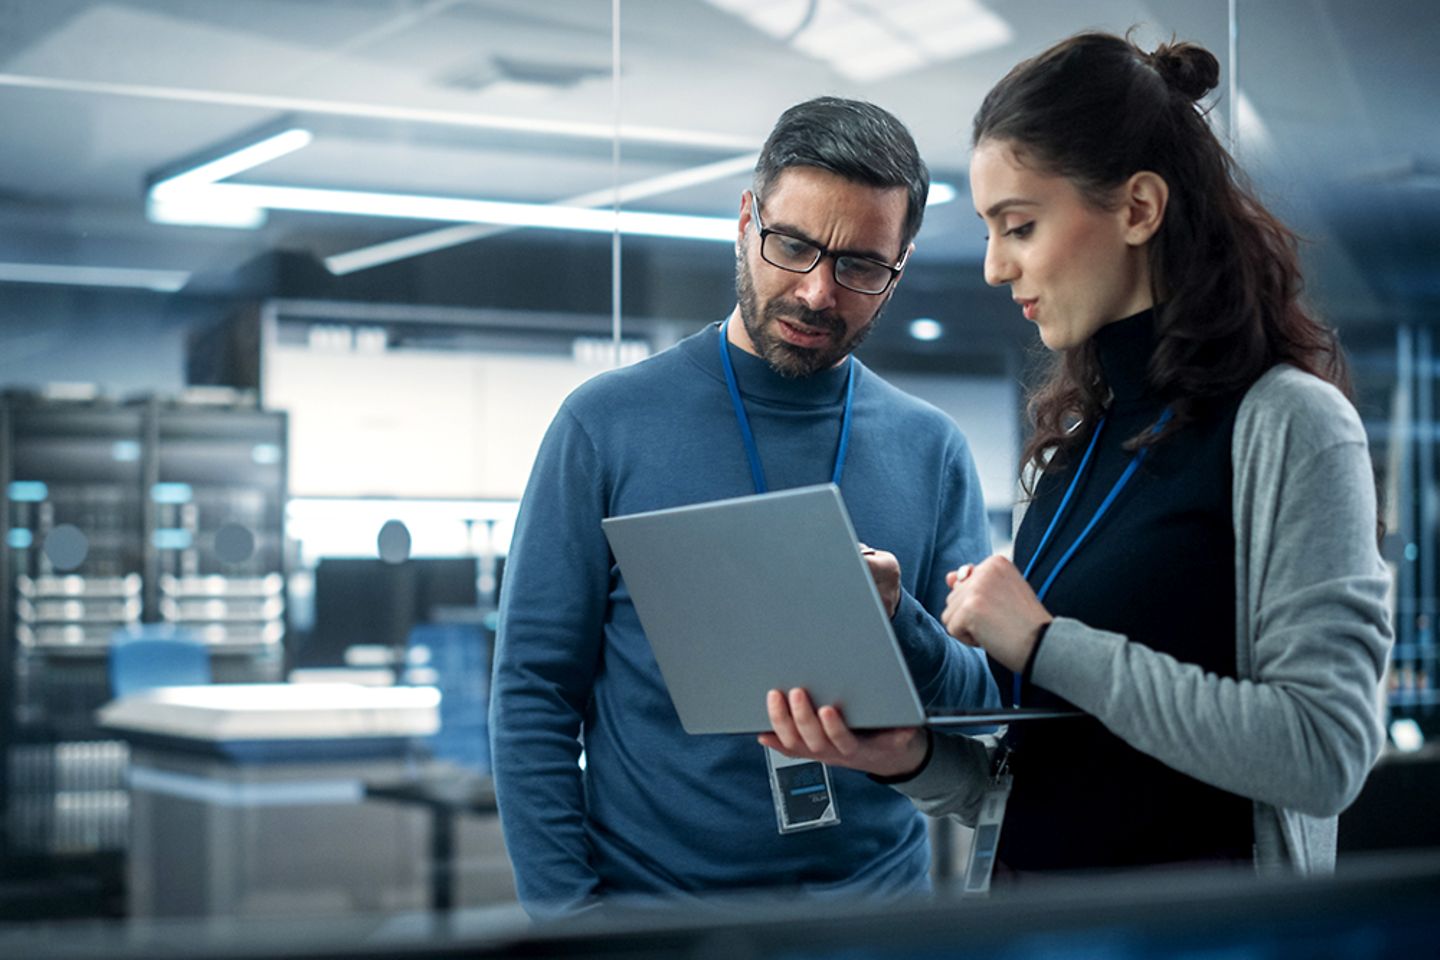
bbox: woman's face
[970,139,1156,351]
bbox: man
[490,96,998,917]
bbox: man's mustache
[763,300,843,337]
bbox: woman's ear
[1122,171,1169,246]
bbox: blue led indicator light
[150,483,194,504]
[152,528,194,550]
[7,481,48,502]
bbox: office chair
[405,616,491,773]
[109,624,211,699]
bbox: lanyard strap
[718,318,856,495]
[1019,416,1109,592]
[1012,407,1174,705]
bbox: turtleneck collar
[1092,306,1158,408]
[690,320,855,406]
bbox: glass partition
[617,0,1232,528]
[1228,1,1436,739]
[0,0,623,926]
[0,0,1433,945]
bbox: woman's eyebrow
[979,198,1040,219]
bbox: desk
[99,683,441,918]
[365,770,504,911]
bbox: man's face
[734,167,910,378]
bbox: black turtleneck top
[997,307,1253,872]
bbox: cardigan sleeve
[1027,367,1392,818]
[891,732,998,825]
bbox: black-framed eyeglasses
[751,195,907,296]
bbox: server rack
[1391,325,1439,732]
[0,392,287,905]
[148,398,288,681]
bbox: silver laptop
[602,484,1077,735]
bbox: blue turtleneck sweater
[999,308,1253,871]
[490,320,997,915]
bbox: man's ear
[737,190,754,250]
[1121,171,1169,247]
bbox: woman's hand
[758,687,928,779]
[858,543,901,618]
[942,556,1053,673]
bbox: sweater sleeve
[489,403,611,915]
[892,434,1000,711]
[891,732,997,824]
[1027,371,1392,818]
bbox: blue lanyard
[718,318,856,494]
[1012,407,1174,705]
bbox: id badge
[962,751,1012,895]
[765,747,840,834]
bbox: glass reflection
[0,0,1430,952]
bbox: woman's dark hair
[756,96,930,250]
[973,31,1352,488]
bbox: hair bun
[1148,41,1219,101]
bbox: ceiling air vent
[439,56,610,97]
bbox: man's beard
[735,243,884,378]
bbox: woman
[760,32,1392,876]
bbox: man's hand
[858,543,901,618]
[758,687,928,780]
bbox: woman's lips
[1015,298,1038,321]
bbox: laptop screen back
[602,484,927,734]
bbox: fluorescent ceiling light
[908,318,943,341]
[928,182,958,206]
[148,129,737,241]
[148,127,312,230]
[0,261,190,292]
[326,152,760,275]
[147,195,267,229]
[151,129,312,197]
[184,182,737,240]
[703,0,1012,82]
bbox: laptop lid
[603,484,926,734]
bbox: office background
[0,0,1436,954]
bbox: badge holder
[962,747,1012,895]
[765,747,840,834]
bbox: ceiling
[0,0,1435,352]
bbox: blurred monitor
[303,557,479,667]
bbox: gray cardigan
[897,365,1394,874]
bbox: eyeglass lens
[759,233,894,294]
